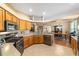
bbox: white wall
[42,19,71,33]
[53,21,70,33]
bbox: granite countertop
[16,32,34,37]
[16,31,53,37]
[1,43,20,56]
[0,31,53,38]
[71,36,77,40]
[0,32,11,36]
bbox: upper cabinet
[0,8,5,31]
[26,21,32,30]
[20,20,26,30]
[19,20,32,30]
[12,16,17,23]
[6,11,20,30]
[6,11,13,21]
[13,16,20,30]
[0,7,32,31]
[16,18,20,30]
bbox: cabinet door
[38,35,44,43]
[26,21,32,30]
[74,40,77,55]
[33,35,39,44]
[24,37,29,48]
[16,18,20,29]
[20,20,26,30]
[29,36,33,45]
[71,38,74,49]
[71,38,72,48]
[6,11,13,21]
[12,16,17,23]
[0,8,5,31]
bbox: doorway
[54,25,63,40]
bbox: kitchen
[0,3,78,56]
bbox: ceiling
[6,3,79,20]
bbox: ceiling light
[29,8,32,12]
[43,12,46,15]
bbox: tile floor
[23,44,74,56]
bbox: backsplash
[21,30,30,35]
[16,30,30,37]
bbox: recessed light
[29,8,32,12]
[43,12,46,15]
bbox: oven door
[14,38,24,56]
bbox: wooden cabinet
[74,40,77,55]
[20,20,26,30]
[12,16,17,23]
[24,37,29,48]
[13,16,20,29]
[6,11,21,30]
[71,37,77,55]
[33,35,44,44]
[16,18,20,29]
[0,8,5,31]
[71,38,74,49]
[24,35,44,48]
[29,36,33,45]
[0,7,33,31]
[33,35,39,44]
[26,21,32,30]
[24,36,33,48]
[38,35,44,43]
[6,11,13,21]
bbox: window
[70,19,77,36]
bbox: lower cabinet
[33,35,44,44]
[24,37,30,48]
[33,35,39,44]
[29,36,33,45]
[71,37,77,55]
[38,35,44,44]
[24,35,44,48]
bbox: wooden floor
[55,37,78,56]
[54,38,69,47]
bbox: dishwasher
[44,35,53,46]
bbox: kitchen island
[23,33,54,48]
[0,31,54,56]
